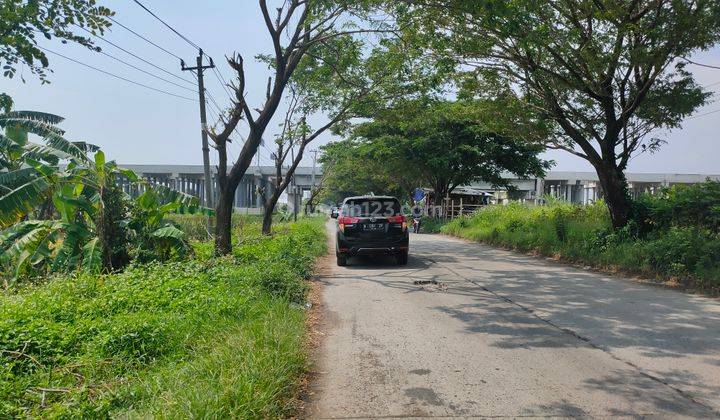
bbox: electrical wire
[96,48,195,93]
[39,46,197,102]
[76,25,195,86]
[681,57,720,70]
[189,70,225,117]
[206,90,225,116]
[107,16,184,61]
[687,108,720,120]
[211,66,234,101]
[131,0,202,50]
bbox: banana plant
[0,154,109,280]
[1,152,206,281]
[128,184,202,262]
[1,109,211,283]
[0,110,97,227]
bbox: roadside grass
[166,213,263,241]
[0,216,326,418]
[419,217,448,234]
[443,194,720,292]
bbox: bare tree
[261,86,346,234]
[207,0,397,254]
[305,171,327,215]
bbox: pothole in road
[413,280,437,285]
[413,280,448,292]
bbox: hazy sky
[2,1,719,174]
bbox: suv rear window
[342,198,401,217]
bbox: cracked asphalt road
[307,221,720,419]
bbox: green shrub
[635,180,720,232]
[443,196,720,291]
[0,217,327,418]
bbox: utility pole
[310,149,318,186]
[181,49,215,208]
[294,185,299,222]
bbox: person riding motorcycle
[411,205,423,234]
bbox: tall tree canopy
[323,100,551,204]
[400,0,720,227]
[0,0,113,83]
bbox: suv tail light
[338,216,359,232]
[388,215,408,231]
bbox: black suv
[332,195,409,266]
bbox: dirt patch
[293,223,336,418]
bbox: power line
[190,65,250,166]
[211,66,234,101]
[39,46,197,102]
[206,91,225,116]
[131,0,201,50]
[688,108,720,120]
[96,48,195,93]
[190,69,225,116]
[76,25,195,86]
[682,57,720,70]
[108,16,184,61]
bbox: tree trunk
[595,163,631,229]
[261,194,280,235]
[214,186,236,255]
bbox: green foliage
[0,217,326,418]
[1,111,208,282]
[418,217,448,233]
[634,180,720,232]
[400,0,720,227]
[443,183,720,291]
[0,94,11,113]
[126,186,204,264]
[321,99,551,202]
[0,0,113,82]
[319,138,407,203]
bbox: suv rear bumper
[336,234,408,256]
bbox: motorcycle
[412,217,421,234]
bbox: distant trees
[400,0,720,228]
[321,100,551,204]
[320,138,408,204]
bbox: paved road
[308,221,720,419]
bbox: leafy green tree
[0,0,113,82]
[348,100,551,205]
[1,154,201,282]
[401,0,720,227]
[319,138,408,204]
[0,94,11,113]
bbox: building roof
[541,171,720,183]
[117,164,322,176]
[342,195,399,202]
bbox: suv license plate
[363,223,384,231]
